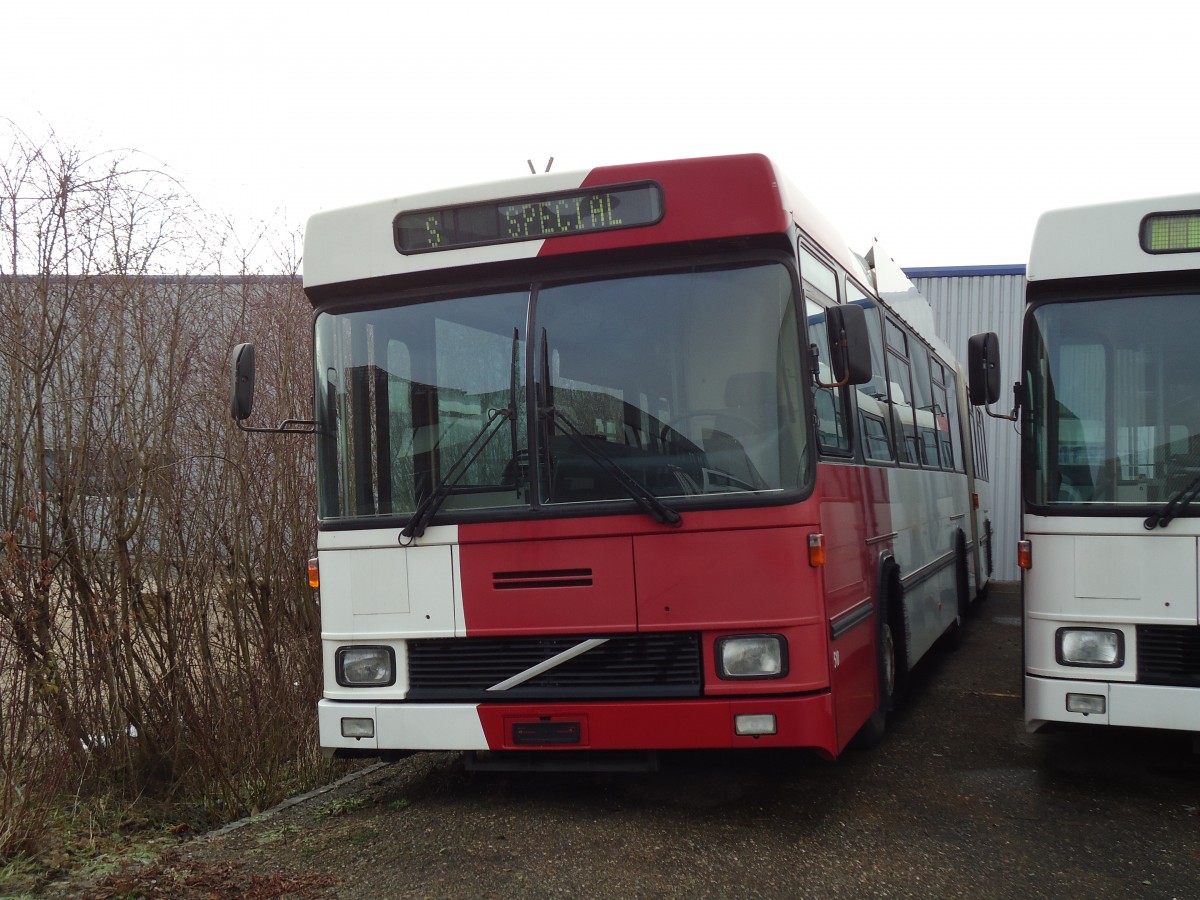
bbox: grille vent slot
[493,568,593,590]
[1137,624,1200,687]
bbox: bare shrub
[0,123,331,857]
[0,593,72,860]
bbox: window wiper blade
[400,406,515,542]
[401,330,523,543]
[543,406,682,527]
[1144,472,1200,530]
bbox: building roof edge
[903,264,1026,278]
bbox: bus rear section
[293,154,977,762]
[1017,195,1200,733]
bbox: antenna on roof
[527,158,555,174]
[545,157,554,173]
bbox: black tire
[955,530,971,622]
[984,518,995,578]
[850,578,906,750]
[887,581,910,697]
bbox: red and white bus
[235,154,987,764]
[972,193,1200,735]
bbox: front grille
[1137,625,1200,687]
[406,632,702,702]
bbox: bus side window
[852,288,894,463]
[940,364,965,472]
[806,298,852,455]
[885,319,918,465]
[910,345,940,468]
[800,244,851,457]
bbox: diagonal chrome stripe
[486,638,610,692]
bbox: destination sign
[394,182,664,254]
[1141,210,1200,254]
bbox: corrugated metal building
[905,265,1026,582]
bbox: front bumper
[1026,674,1200,733]
[319,692,838,757]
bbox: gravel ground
[50,583,1200,898]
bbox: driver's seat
[702,371,779,489]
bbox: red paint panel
[475,694,837,757]
[459,537,636,636]
[537,154,789,257]
[813,461,894,751]
[458,504,820,545]
[634,528,823,630]
[829,608,877,751]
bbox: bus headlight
[1056,628,1124,667]
[336,646,396,686]
[716,635,788,679]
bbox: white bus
[234,154,989,764]
[972,194,1200,734]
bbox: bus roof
[303,154,873,291]
[1028,192,1200,282]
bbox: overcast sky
[6,0,1198,268]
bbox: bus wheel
[984,518,995,578]
[850,595,900,750]
[956,530,971,622]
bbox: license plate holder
[510,719,583,745]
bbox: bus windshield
[1025,293,1200,509]
[314,260,811,521]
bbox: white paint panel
[318,527,460,638]
[1109,682,1200,731]
[374,704,488,750]
[1026,676,1109,730]
[1028,193,1200,282]
[304,170,591,288]
[333,548,409,616]
[1024,532,1197,624]
[315,697,494,752]
[1027,677,1200,733]
[318,700,379,751]
[885,465,968,662]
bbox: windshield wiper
[399,406,516,542]
[1144,472,1200,530]
[536,328,681,528]
[542,407,682,526]
[400,330,521,543]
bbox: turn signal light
[308,557,320,588]
[1017,540,1032,570]
[808,533,826,567]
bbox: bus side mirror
[230,342,257,422]
[967,332,1001,406]
[826,304,872,386]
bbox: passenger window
[885,322,918,464]
[933,360,961,472]
[849,285,894,463]
[799,246,839,300]
[806,298,852,455]
[910,346,940,467]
